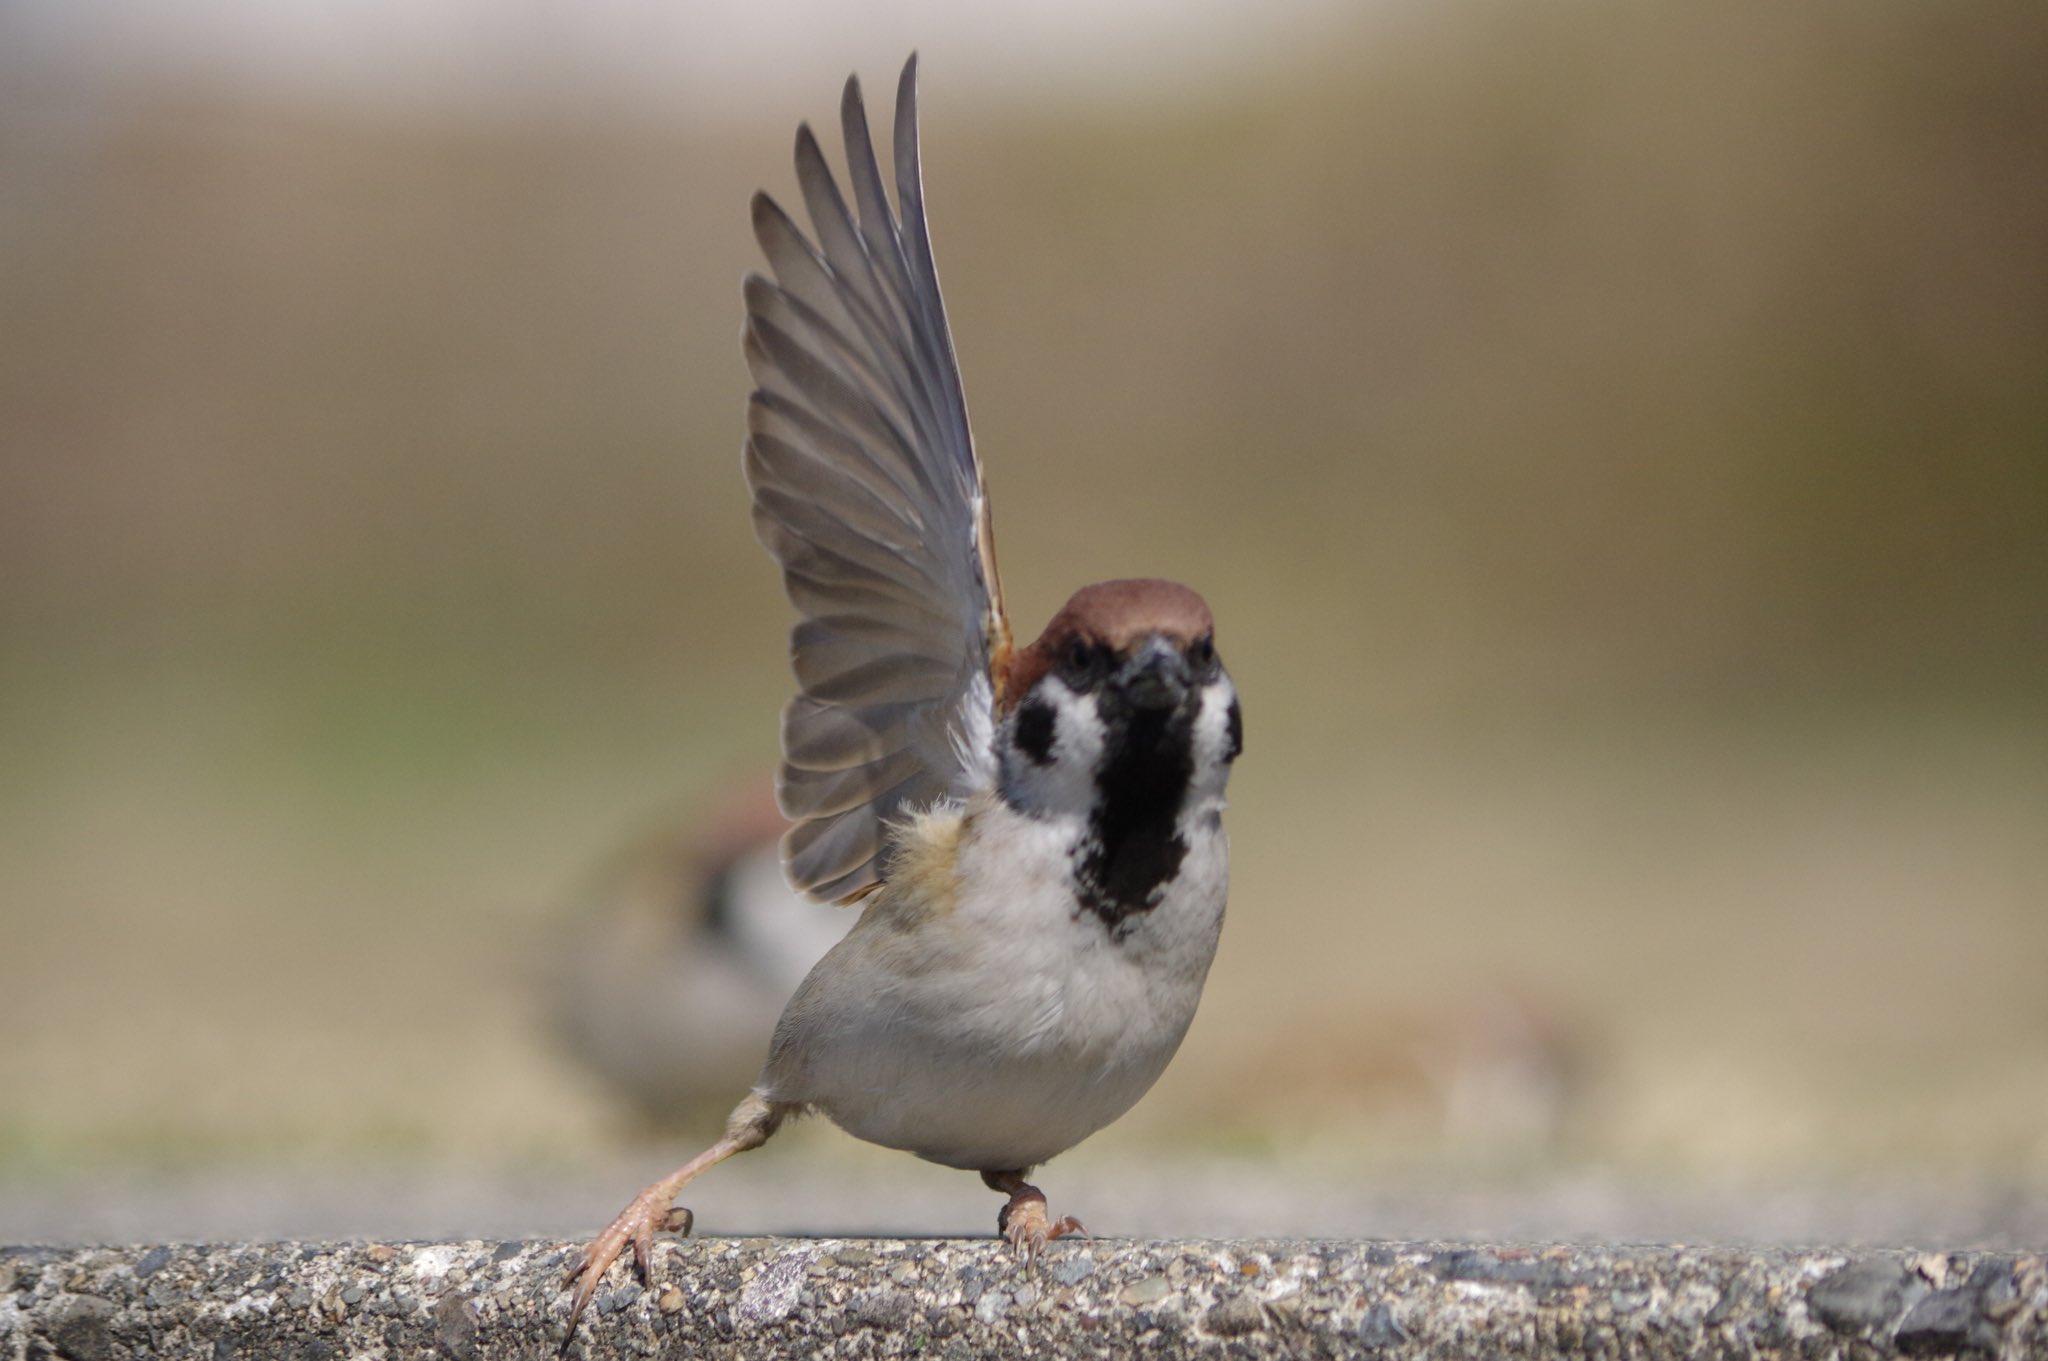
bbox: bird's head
[995,579,1241,823]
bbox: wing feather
[776,745,929,817]
[779,695,918,770]
[743,54,1011,902]
[747,391,929,528]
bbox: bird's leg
[560,1093,790,1350]
[980,1168,1084,1258]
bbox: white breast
[758,796,1228,1172]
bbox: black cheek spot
[1225,699,1243,762]
[1014,699,1057,767]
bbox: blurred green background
[3,0,2046,1223]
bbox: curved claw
[1005,1208,1086,1260]
[993,1182,1084,1261]
[555,1096,787,1352]
[559,1188,692,1353]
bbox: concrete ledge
[4,1237,2044,1359]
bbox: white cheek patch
[998,679,1105,819]
[1187,674,1239,812]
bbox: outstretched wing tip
[745,56,1006,899]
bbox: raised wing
[742,55,1011,903]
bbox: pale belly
[808,973,1196,1171]
[758,814,1228,1171]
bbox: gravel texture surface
[5,1236,2046,1360]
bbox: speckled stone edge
[3,1238,2044,1360]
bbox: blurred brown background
[3,1,2046,1239]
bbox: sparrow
[560,54,1242,1345]
[548,781,853,1125]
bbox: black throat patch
[1075,698,1195,936]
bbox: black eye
[1189,634,1215,668]
[1066,638,1097,672]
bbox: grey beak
[1118,636,1189,710]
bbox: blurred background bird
[548,778,851,1129]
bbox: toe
[560,1237,621,1352]
[1001,1202,1051,1258]
[562,1191,692,1350]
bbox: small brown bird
[548,782,852,1125]
[561,55,1242,1345]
